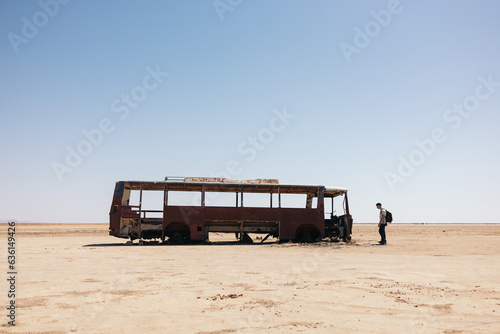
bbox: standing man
[376,203,387,245]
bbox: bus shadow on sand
[82,240,280,247]
[82,238,351,248]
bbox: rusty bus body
[109,177,353,243]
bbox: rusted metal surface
[109,177,352,243]
[118,179,338,195]
[162,204,324,241]
[344,193,353,239]
[179,177,279,184]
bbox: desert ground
[1,223,499,334]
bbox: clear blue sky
[1,0,499,224]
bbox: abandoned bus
[109,177,353,243]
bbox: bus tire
[295,225,320,243]
[169,231,186,245]
[299,231,313,243]
[165,223,190,245]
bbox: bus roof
[116,178,348,197]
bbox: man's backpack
[385,210,393,223]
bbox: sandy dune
[1,224,499,333]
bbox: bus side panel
[163,206,204,241]
[278,208,325,240]
[163,205,325,241]
[109,180,126,237]
[109,196,122,237]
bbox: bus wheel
[169,231,186,245]
[299,231,313,243]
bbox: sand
[1,223,499,334]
